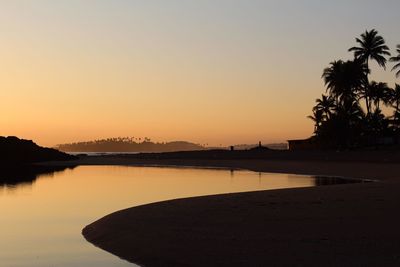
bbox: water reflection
[0,165,361,267]
[0,166,76,189]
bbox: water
[0,166,356,267]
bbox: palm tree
[322,59,367,104]
[356,80,372,113]
[388,84,400,130]
[390,45,400,78]
[369,81,391,111]
[366,108,389,136]
[349,29,390,115]
[308,109,324,134]
[389,84,400,111]
[349,29,391,70]
[335,99,365,124]
[313,94,335,119]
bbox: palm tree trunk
[365,92,370,115]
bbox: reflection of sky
[1,1,399,146]
[0,165,326,266]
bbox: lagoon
[0,166,354,266]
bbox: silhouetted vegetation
[56,137,204,152]
[390,45,400,78]
[309,29,400,149]
[0,136,76,165]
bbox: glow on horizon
[0,1,399,147]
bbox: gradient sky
[0,0,399,147]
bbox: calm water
[0,166,354,267]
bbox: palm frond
[349,29,390,69]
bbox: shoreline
[40,154,400,181]
[75,156,400,266]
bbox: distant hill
[0,136,76,165]
[56,138,205,153]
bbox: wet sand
[71,155,400,267]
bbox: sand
[74,157,400,267]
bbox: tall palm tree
[313,94,335,119]
[322,59,367,104]
[349,29,390,115]
[349,29,391,69]
[390,45,400,78]
[357,80,373,113]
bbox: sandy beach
[69,154,400,267]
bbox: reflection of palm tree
[349,29,390,115]
[313,95,335,119]
[390,45,400,78]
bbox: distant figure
[230,146,234,151]
[259,141,262,148]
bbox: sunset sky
[0,0,399,147]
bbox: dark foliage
[56,137,204,152]
[0,136,76,165]
[309,29,399,149]
[390,45,400,77]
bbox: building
[287,138,317,151]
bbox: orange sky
[0,1,399,147]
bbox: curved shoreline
[80,158,400,266]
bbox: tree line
[309,29,400,148]
[56,137,204,152]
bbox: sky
[0,0,399,147]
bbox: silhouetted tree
[316,99,364,148]
[313,94,335,119]
[349,29,390,115]
[390,45,400,78]
[388,84,400,131]
[308,30,400,148]
[309,30,399,148]
[336,99,365,123]
[307,109,324,134]
[369,81,391,111]
[322,59,366,105]
[366,109,388,136]
[349,29,391,69]
[389,84,400,111]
